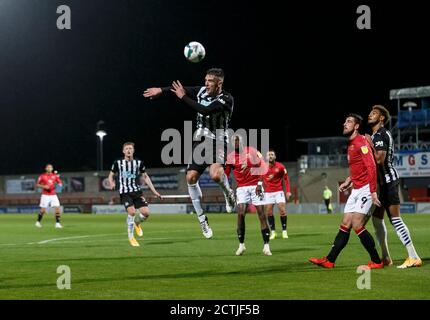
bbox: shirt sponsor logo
[375,141,384,147]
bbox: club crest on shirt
[361,146,369,154]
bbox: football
[183,41,206,63]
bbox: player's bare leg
[387,205,422,268]
[235,204,247,256]
[134,207,149,237]
[256,205,271,255]
[210,163,236,213]
[187,170,212,239]
[278,202,288,239]
[371,206,392,266]
[54,207,63,229]
[265,204,277,239]
[126,206,139,247]
[36,208,46,228]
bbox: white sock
[372,216,391,260]
[127,215,134,239]
[391,217,419,259]
[188,183,206,223]
[217,173,232,197]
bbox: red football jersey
[225,146,268,187]
[264,162,291,193]
[37,173,62,195]
[348,135,377,193]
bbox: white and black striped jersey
[193,87,234,141]
[371,127,399,184]
[163,86,234,142]
[111,158,145,194]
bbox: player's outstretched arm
[143,85,201,99]
[143,87,163,99]
[170,80,229,116]
[142,173,162,199]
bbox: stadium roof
[390,86,430,100]
[296,137,347,143]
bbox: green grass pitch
[0,213,429,299]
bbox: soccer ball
[184,41,206,63]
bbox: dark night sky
[1,0,430,174]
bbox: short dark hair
[372,105,390,125]
[123,142,135,148]
[206,68,225,80]
[347,113,363,129]
[268,149,276,154]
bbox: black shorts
[186,138,227,175]
[120,191,148,210]
[378,180,401,207]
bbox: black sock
[37,214,43,222]
[261,228,270,244]
[356,227,381,264]
[327,225,351,263]
[56,215,61,223]
[280,215,287,231]
[267,215,275,231]
[237,215,245,243]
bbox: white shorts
[344,184,373,215]
[40,195,61,208]
[265,191,286,205]
[236,185,267,206]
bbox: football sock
[237,214,245,243]
[356,227,381,264]
[390,217,419,259]
[268,215,275,231]
[372,216,390,260]
[217,173,233,198]
[327,225,351,263]
[188,183,205,223]
[261,228,270,244]
[55,215,61,223]
[127,215,134,239]
[37,213,43,222]
[280,215,287,231]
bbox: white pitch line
[26,233,124,245]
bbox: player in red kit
[309,114,384,269]
[264,150,292,240]
[224,135,271,256]
[35,164,63,229]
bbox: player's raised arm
[141,172,162,199]
[170,80,232,116]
